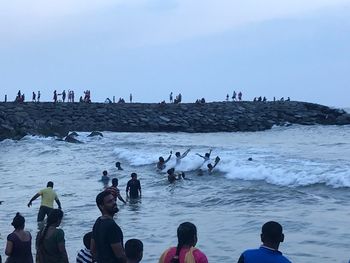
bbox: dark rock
[64,134,83,143]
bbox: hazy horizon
[0,1,349,108]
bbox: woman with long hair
[36,209,69,263]
[5,212,33,263]
[159,222,208,263]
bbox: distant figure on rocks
[126,173,141,199]
[5,212,33,263]
[76,232,93,263]
[130,93,133,103]
[5,94,7,102]
[125,239,143,263]
[226,94,229,101]
[101,170,110,188]
[115,162,124,171]
[159,222,208,263]
[157,151,172,171]
[105,98,112,103]
[273,97,276,102]
[80,96,83,103]
[280,97,284,101]
[286,97,290,101]
[91,191,126,263]
[113,96,115,103]
[238,91,242,101]
[53,90,57,103]
[232,90,237,101]
[37,91,41,102]
[175,149,191,166]
[170,92,173,103]
[237,221,292,263]
[27,181,62,222]
[62,90,66,102]
[106,178,126,205]
[32,92,36,102]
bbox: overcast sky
[0,0,349,107]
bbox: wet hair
[207,163,213,169]
[159,157,165,162]
[167,168,175,175]
[112,178,119,186]
[171,222,197,263]
[11,212,25,230]
[125,239,143,261]
[205,153,210,158]
[261,221,283,243]
[131,172,137,178]
[115,162,121,167]
[83,232,92,249]
[47,181,54,188]
[38,209,63,246]
[175,152,180,157]
[103,170,108,176]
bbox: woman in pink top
[159,222,208,263]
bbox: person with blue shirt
[237,221,292,263]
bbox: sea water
[0,124,350,262]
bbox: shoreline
[1,101,350,141]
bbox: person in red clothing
[158,222,208,263]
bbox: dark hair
[125,239,143,261]
[47,181,54,188]
[96,191,112,208]
[262,221,283,242]
[175,152,180,157]
[115,162,121,167]
[205,153,210,158]
[112,178,118,186]
[171,222,197,263]
[103,170,108,176]
[159,157,164,162]
[167,168,175,175]
[38,209,63,246]
[131,173,137,178]
[83,232,92,249]
[11,212,25,229]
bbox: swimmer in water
[175,149,191,166]
[207,156,220,174]
[157,151,172,171]
[196,149,212,162]
[115,162,124,170]
[101,170,110,188]
[167,168,185,183]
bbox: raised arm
[196,153,205,159]
[181,148,191,159]
[165,151,172,163]
[27,193,40,207]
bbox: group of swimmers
[156,149,221,182]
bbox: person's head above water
[131,172,137,179]
[11,212,25,230]
[47,181,54,188]
[103,170,108,176]
[205,153,210,158]
[112,178,119,187]
[159,157,165,163]
[115,162,122,169]
[175,152,180,157]
[167,168,175,175]
[260,221,284,249]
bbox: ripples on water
[0,125,350,262]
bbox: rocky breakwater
[0,101,349,141]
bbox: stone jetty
[0,101,349,141]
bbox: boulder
[87,131,103,137]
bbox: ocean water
[0,124,350,263]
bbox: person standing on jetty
[27,181,62,222]
[237,221,292,263]
[126,173,141,199]
[159,222,208,263]
[91,191,126,263]
[5,212,33,263]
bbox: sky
[0,0,349,107]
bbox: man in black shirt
[126,173,142,199]
[91,191,126,263]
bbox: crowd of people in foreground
[3,181,294,263]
